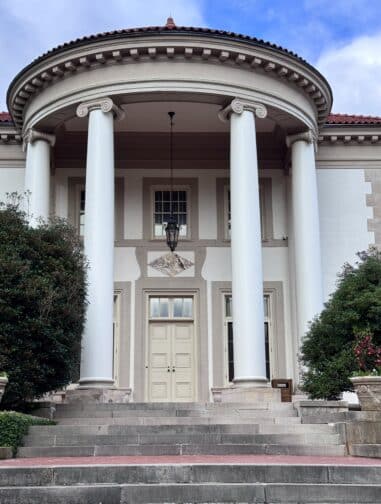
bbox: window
[152,186,190,239]
[79,188,86,237]
[217,178,273,242]
[224,294,271,383]
[149,297,194,319]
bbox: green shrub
[0,411,54,455]
[0,199,87,409]
[300,249,381,400]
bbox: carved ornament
[218,98,268,122]
[22,128,56,151]
[76,97,125,120]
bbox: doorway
[147,296,196,402]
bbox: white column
[76,97,124,387]
[23,129,55,227]
[287,131,323,340]
[220,99,268,386]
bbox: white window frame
[150,184,191,240]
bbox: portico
[7,18,332,402]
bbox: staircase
[18,401,347,458]
[0,401,380,503]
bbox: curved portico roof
[7,18,333,131]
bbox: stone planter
[350,376,381,411]
[0,376,8,403]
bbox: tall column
[287,131,323,341]
[219,99,268,386]
[23,129,55,227]
[76,97,124,388]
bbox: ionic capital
[286,130,315,148]
[218,98,267,122]
[76,97,125,120]
[22,128,56,151]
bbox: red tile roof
[0,112,12,122]
[327,113,381,125]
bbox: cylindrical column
[288,131,323,340]
[23,129,55,227]
[221,99,268,386]
[76,98,123,387]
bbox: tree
[300,249,381,400]
[0,198,87,409]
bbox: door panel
[173,323,194,402]
[149,323,171,402]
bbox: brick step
[17,442,347,458]
[22,432,343,447]
[0,482,380,503]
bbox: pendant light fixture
[165,111,179,252]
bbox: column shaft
[79,108,115,386]
[291,137,323,339]
[230,109,267,385]
[24,138,51,226]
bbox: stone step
[350,444,381,458]
[3,463,381,486]
[27,422,337,436]
[53,401,296,412]
[0,482,380,503]
[53,408,298,419]
[17,442,347,458]
[22,432,342,447]
[56,415,302,425]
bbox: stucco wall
[0,167,25,203]
[317,168,374,299]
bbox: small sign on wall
[148,251,195,277]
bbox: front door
[148,297,196,402]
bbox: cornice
[218,98,267,121]
[7,36,332,131]
[76,97,125,120]
[318,128,381,146]
[0,125,22,145]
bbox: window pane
[173,298,183,317]
[159,298,169,317]
[264,296,269,318]
[150,298,160,318]
[183,298,193,317]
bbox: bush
[300,249,381,400]
[0,198,87,409]
[0,411,54,455]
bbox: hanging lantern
[165,111,179,252]
[165,215,179,252]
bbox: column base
[65,387,132,404]
[211,385,281,403]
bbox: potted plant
[0,372,8,403]
[350,330,381,411]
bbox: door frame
[144,290,199,402]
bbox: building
[1,18,380,403]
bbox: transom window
[149,297,193,319]
[153,188,189,239]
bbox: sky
[1,0,381,115]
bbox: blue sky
[1,0,381,114]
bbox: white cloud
[0,0,206,111]
[316,32,381,115]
